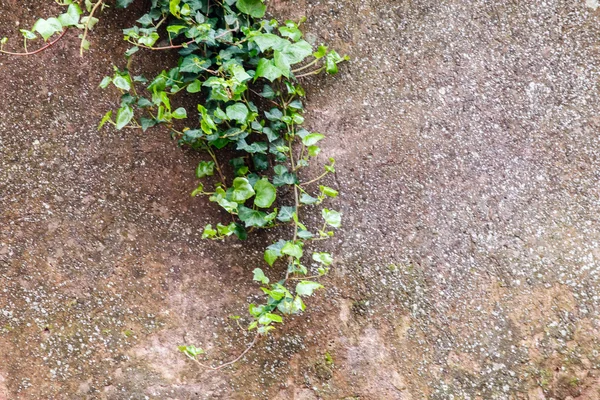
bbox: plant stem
[206,146,227,186]
[131,39,195,51]
[80,0,104,57]
[0,29,68,56]
[300,171,329,186]
[292,58,319,73]
[295,67,325,79]
[193,332,260,371]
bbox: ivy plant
[3,0,348,369]
[100,0,347,366]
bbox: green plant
[2,0,348,370]
[99,0,347,367]
[0,0,114,57]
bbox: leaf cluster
[94,0,349,360]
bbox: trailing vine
[2,0,348,369]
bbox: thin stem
[192,332,260,371]
[288,274,324,281]
[292,58,319,73]
[300,171,329,186]
[206,146,227,186]
[0,29,68,56]
[130,39,195,51]
[249,89,280,107]
[80,0,104,57]
[295,67,325,79]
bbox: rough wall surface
[2,0,600,399]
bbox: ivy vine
[2,0,348,369]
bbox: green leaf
[238,206,268,227]
[277,206,295,222]
[196,161,215,178]
[202,224,217,239]
[112,75,131,91]
[231,177,255,203]
[115,105,134,130]
[167,25,187,34]
[178,345,204,359]
[273,172,298,187]
[282,242,303,259]
[97,110,112,130]
[209,188,238,213]
[312,252,333,266]
[252,34,288,52]
[32,18,63,41]
[261,85,276,99]
[255,58,283,82]
[58,4,82,27]
[236,0,266,17]
[187,80,202,93]
[116,0,135,8]
[140,117,156,131]
[296,281,324,296]
[279,22,302,42]
[325,50,344,74]
[226,103,249,124]
[308,145,321,157]
[313,45,327,59]
[264,250,278,266]
[254,178,276,208]
[253,268,269,285]
[217,222,236,236]
[170,0,181,17]
[322,208,341,228]
[80,16,99,30]
[20,29,37,40]
[302,133,324,146]
[258,313,283,324]
[300,193,319,205]
[99,76,112,89]
[320,185,338,198]
[172,107,187,119]
[297,230,314,239]
[191,183,204,197]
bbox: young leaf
[281,242,303,259]
[296,281,324,296]
[236,0,267,18]
[312,252,333,266]
[322,208,341,228]
[97,110,112,130]
[320,186,338,198]
[20,29,37,40]
[32,18,63,41]
[302,133,324,146]
[202,224,217,239]
[277,206,295,222]
[172,107,187,119]
[115,105,134,130]
[112,75,131,91]
[254,178,276,208]
[255,58,284,82]
[253,268,269,285]
[238,206,268,227]
[196,161,215,178]
[226,103,249,124]
[178,345,204,359]
[231,177,256,203]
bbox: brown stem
[80,0,104,57]
[133,39,195,51]
[193,332,260,371]
[0,29,68,56]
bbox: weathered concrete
[2,0,600,399]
